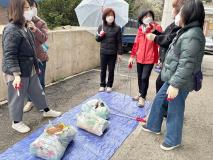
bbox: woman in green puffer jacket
[141,0,206,151]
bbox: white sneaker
[138,97,145,108]
[106,87,112,93]
[132,95,140,101]
[99,87,105,92]
[141,124,161,135]
[23,101,33,113]
[43,109,62,118]
[12,122,30,133]
[160,143,180,151]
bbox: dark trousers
[137,63,154,99]
[28,61,46,102]
[38,61,46,91]
[156,73,168,116]
[156,73,165,93]
[100,54,117,88]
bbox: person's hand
[27,21,37,32]
[117,55,122,62]
[46,54,49,62]
[99,30,105,37]
[36,69,42,75]
[145,23,155,33]
[166,85,179,101]
[158,62,162,68]
[128,57,134,66]
[12,75,21,89]
[146,33,156,41]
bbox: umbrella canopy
[75,0,129,28]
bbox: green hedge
[37,0,162,29]
[38,0,81,29]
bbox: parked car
[122,19,138,53]
[205,36,213,55]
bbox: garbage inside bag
[30,123,77,160]
[76,112,109,136]
[81,99,110,119]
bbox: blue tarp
[0,92,152,160]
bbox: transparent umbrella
[75,0,129,28]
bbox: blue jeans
[28,61,46,102]
[146,82,189,146]
[38,61,46,91]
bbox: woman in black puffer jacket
[2,0,61,134]
[96,8,122,93]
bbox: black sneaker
[160,142,180,151]
[141,125,161,135]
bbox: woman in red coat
[128,10,162,107]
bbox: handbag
[194,70,203,91]
[42,43,49,53]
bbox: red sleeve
[130,27,141,58]
[34,21,48,44]
[156,24,162,33]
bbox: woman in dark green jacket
[141,0,205,151]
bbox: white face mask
[31,7,38,17]
[143,17,153,25]
[106,16,114,24]
[24,10,33,21]
[175,13,181,26]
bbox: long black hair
[181,0,205,27]
[27,0,38,7]
[138,10,155,25]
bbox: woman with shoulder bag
[142,0,205,151]
[24,0,49,112]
